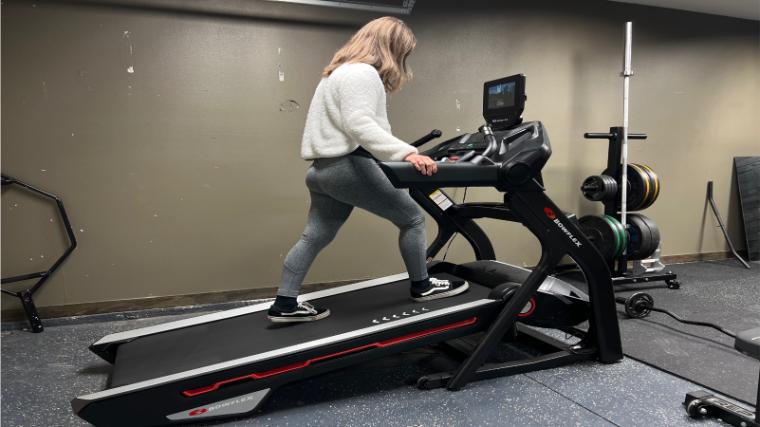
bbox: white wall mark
[279,99,301,112]
[123,30,135,74]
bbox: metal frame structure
[1,174,77,332]
[388,154,623,389]
[583,129,680,288]
[706,181,751,269]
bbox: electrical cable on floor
[649,306,736,338]
[617,292,736,338]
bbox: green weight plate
[602,215,623,257]
[618,217,629,257]
[604,214,626,257]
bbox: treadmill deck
[110,274,492,387]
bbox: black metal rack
[584,127,680,289]
[1,174,77,332]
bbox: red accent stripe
[182,317,478,398]
[517,297,537,318]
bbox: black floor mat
[613,259,760,404]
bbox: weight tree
[580,22,679,290]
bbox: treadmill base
[416,325,598,390]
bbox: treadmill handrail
[74,299,495,404]
[378,162,499,189]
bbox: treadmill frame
[72,121,623,425]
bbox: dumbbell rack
[585,127,680,289]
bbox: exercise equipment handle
[584,132,647,140]
[411,129,443,147]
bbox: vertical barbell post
[620,22,633,232]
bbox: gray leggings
[277,154,428,298]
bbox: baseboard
[661,250,746,264]
[0,251,745,323]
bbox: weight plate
[626,214,652,260]
[626,217,644,259]
[602,215,624,257]
[627,164,651,211]
[636,164,660,209]
[638,214,661,258]
[581,175,618,202]
[579,215,618,261]
[602,175,618,201]
[581,176,604,201]
[601,215,622,257]
[617,217,629,256]
[632,163,653,209]
[605,215,628,257]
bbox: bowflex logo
[167,389,270,421]
[189,394,257,416]
[544,207,582,248]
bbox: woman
[268,17,468,323]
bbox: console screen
[482,74,525,130]
[487,82,516,110]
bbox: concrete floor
[1,306,735,427]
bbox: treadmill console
[382,73,550,189]
[483,74,526,131]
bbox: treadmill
[72,74,623,426]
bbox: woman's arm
[335,65,418,162]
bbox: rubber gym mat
[614,260,760,405]
[735,157,760,261]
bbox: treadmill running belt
[110,274,491,387]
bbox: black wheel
[685,399,706,418]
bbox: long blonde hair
[323,17,416,93]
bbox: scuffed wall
[2,0,758,310]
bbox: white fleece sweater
[300,63,418,162]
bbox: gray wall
[2,0,759,310]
